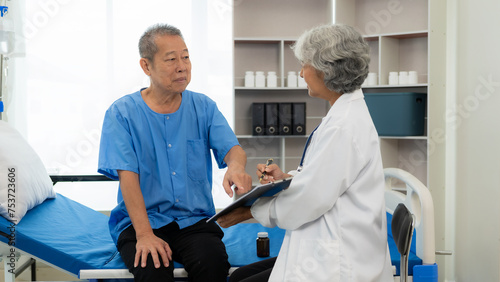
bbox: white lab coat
[251,89,393,282]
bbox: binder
[292,102,306,135]
[278,103,292,135]
[265,103,279,135]
[252,103,266,136]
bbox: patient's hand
[135,232,172,268]
[217,206,253,228]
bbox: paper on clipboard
[206,177,293,223]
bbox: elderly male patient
[98,23,252,282]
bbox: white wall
[3,0,235,210]
[451,0,500,281]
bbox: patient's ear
[140,58,152,76]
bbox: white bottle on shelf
[244,71,255,87]
[408,71,418,84]
[267,71,277,87]
[287,71,298,87]
[399,71,409,85]
[388,72,399,85]
[255,71,265,87]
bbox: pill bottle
[287,71,298,87]
[244,71,255,87]
[256,232,270,257]
[399,71,409,85]
[408,71,418,84]
[255,71,265,87]
[388,72,399,85]
[267,71,277,87]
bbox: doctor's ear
[140,58,152,76]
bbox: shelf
[235,87,307,91]
[363,30,428,40]
[237,135,309,139]
[379,136,428,140]
[234,37,297,43]
[362,83,428,89]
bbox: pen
[259,158,274,182]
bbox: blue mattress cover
[0,194,127,275]
[0,194,421,277]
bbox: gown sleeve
[98,104,139,180]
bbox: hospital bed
[0,168,437,281]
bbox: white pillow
[0,121,56,223]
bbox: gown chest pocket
[187,139,208,181]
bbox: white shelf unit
[233,0,333,175]
[335,0,431,186]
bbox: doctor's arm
[118,170,172,268]
[222,145,253,197]
[251,128,360,230]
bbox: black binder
[265,103,279,135]
[252,103,266,136]
[292,102,306,135]
[278,103,292,135]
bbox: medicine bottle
[255,71,266,87]
[287,71,298,87]
[399,71,409,85]
[256,232,270,257]
[244,71,255,87]
[388,72,399,85]
[267,71,277,87]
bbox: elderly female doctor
[217,24,394,282]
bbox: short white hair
[292,24,370,94]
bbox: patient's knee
[130,258,174,282]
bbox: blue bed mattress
[0,194,421,277]
[0,194,284,277]
[0,194,127,275]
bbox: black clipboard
[206,177,293,223]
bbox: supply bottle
[255,71,265,87]
[244,71,255,87]
[287,71,298,87]
[267,71,277,87]
[256,232,270,257]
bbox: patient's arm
[118,170,173,269]
[222,145,253,197]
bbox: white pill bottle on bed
[256,232,270,257]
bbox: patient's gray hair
[139,23,184,61]
[292,24,370,94]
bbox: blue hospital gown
[98,89,239,244]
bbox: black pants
[117,219,230,282]
[229,257,276,282]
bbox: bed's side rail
[49,175,116,185]
[384,168,436,265]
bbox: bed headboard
[384,168,435,265]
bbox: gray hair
[292,24,370,94]
[139,23,184,61]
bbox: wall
[452,0,500,281]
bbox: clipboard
[206,177,293,223]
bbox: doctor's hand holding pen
[256,159,292,184]
[218,159,293,228]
